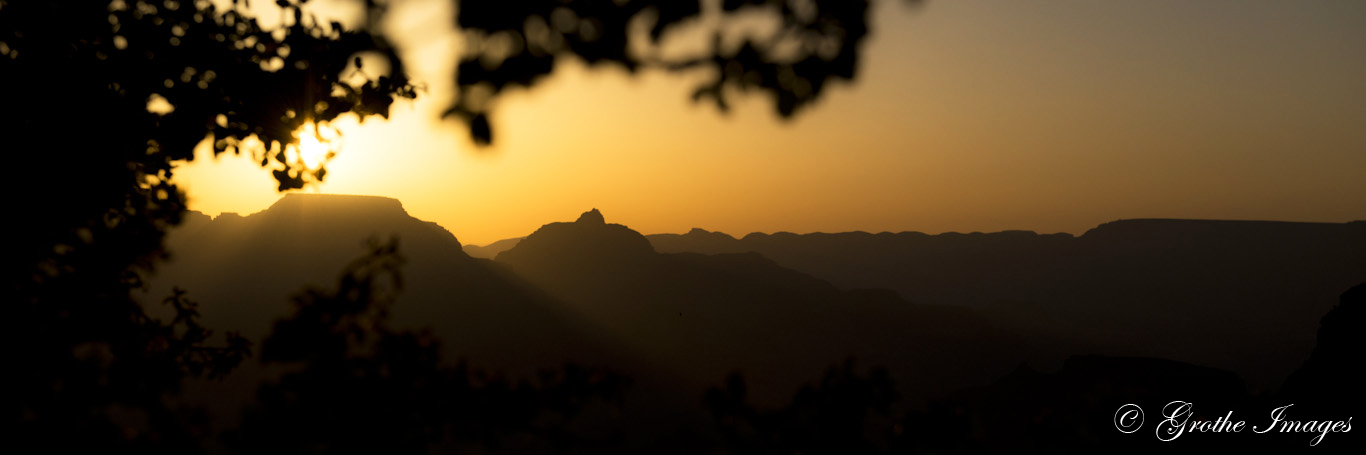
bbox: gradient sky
[177,0,1366,246]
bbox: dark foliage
[4,0,411,450]
[447,0,921,145]
[2,0,898,450]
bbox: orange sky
[177,0,1366,246]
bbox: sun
[290,121,340,171]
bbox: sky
[176,0,1366,246]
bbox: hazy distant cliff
[646,219,1366,387]
[493,209,1028,403]
[463,236,523,259]
[152,197,1036,440]
[155,194,629,372]
[158,196,1364,416]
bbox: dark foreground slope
[648,220,1366,387]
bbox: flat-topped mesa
[264,193,409,218]
[1079,218,1365,248]
[1084,218,1354,235]
[190,193,465,250]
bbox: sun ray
[290,121,341,173]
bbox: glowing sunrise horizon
[174,0,1365,246]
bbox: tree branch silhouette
[447,0,921,145]
[4,0,411,449]
[3,0,900,450]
